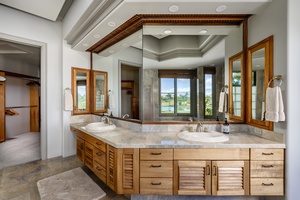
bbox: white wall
[287,1,300,199]
[248,0,287,134]
[5,76,30,138]
[61,0,93,157]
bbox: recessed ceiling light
[164,29,172,34]
[216,5,227,13]
[122,43,128,47]
[107,21,116,27]
[109,50,115,54]
[82,43,89,47]
[169,5,179,13]
[93,34,101,38]
[199,29,208,34]
[138,35,143,39]
[255,64,261,68]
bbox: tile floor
[0,155,130,200]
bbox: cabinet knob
[96,152,103,156]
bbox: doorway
[0,33,46,168]
[120,63,141,120]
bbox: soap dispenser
[222,118,230,134]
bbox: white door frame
[0,33,47,160]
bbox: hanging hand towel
[218,91,227,113]
[265,86,285,122]
[64,89,73,111]
[109,94,114,109]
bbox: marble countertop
[71,123,286,149]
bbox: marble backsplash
[70,114,284,143]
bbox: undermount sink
[177,131,229,143]
[85,122,116,132]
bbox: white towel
[218,91,228,113]
[64,89,73,111]
[109,94,114,109]
[265,86,285,122]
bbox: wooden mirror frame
[229,52,244,122]
[92,70,108,113]
[246,36,273,130]
[71,67,91,115]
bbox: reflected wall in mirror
[247,36,273,130]
[93,70,107,113]
[142,25,243,122]
[229,52,244,122]
[71,67,90,114]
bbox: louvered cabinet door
[174,160,211,195]
[116,148,140,194]
[107,145,117,191]
[212,160,249,196]
[76,137,85,162]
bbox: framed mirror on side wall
[92,70,108,113]
[71,67,90,114]
[229,52,244,122]
[246,36,273,130]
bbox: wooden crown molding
[87,14,251,54]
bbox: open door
[0,72,6,142]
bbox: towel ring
[268,75,282,87]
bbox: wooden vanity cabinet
[250,148,284,195]
[140,148,174,195]
[174,148,250,196]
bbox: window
[159,70,196,116]
[203,67,216,119]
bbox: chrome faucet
[196,121,203,132]
[122,114,129,119]
[101,116,110,124]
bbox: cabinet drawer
[140,149,173,160]
[94,161,107,183]
[140,161,173,178]
[76,130,106,152]
[174,148,249,160]
[94,147,106,167]
[140,178,173,195]
[250,161,284,178]
[251,149,284,160]
[90,139,106,152]
[250,178,284,195]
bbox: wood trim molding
[87,14,251,54]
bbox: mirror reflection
[72,67,90,114]
[93,71,107,113]
[229,52,244,121]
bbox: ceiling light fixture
[199,29,208,34]
[109,50,115,54]
[216,5,227,13]
[0,76,6,81]
[107,21,116,27]
[138,35,143,39]
[169,5,179,13]
[122,43,128,47]
[93,34,101,38]
[164,29,172,34]
[82,43,89,47]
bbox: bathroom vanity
[70,122,285,197]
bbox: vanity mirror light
[92,70,108,113]
[246,36,273,130]
[71,67,90,114]
[229,52,244,122]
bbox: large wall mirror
[246,36,273,130]
[88,15,249,123]
[72,67,90,114]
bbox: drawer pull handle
[96,152,103,156]
[150,152,161,155]
[213,166,217,176]
[96,167,102,171]
[151,182,161,185]
[150,165,161,168]
[262,152,274,156]
[261,165,274,168]
[262,183,274,186]
[96,142,102,146]
[206,165,210,175]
